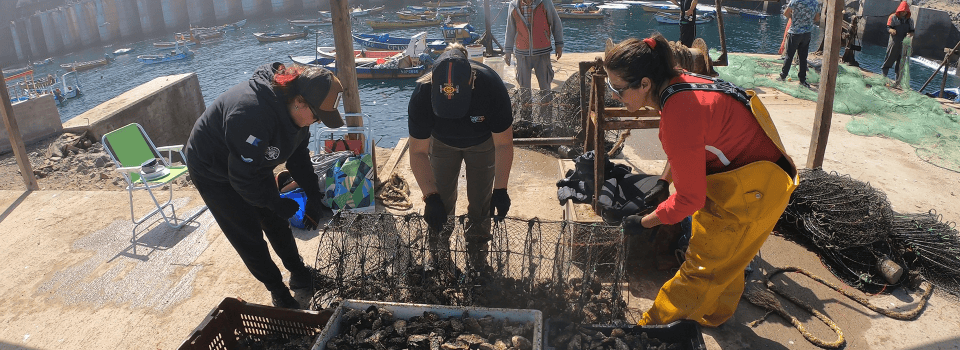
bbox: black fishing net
[509,71,626,159]
[777,168,960,297]
[310,212,627,324]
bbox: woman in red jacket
[605,34,798,327]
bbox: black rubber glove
[275,198,301,219]
[623,215,658,242]
[423,193,447,232]
[644,179,671,208]
[489,188,511,220]
[303,200,324,231]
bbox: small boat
[60,56,110,71]
[137,42,194,64]
[31,58,54,66]
[422,1,472,6]
[558,4,606,19]
[155,33,198,47]
[354,23,479,51]
[399,8,472,19]
[722,6,741,14]
[190,27,225,41]
[254,31,309,43]
[2,65,32,75]
[292,33,429,79]
[406,5,473,13]
[290,47,403,66]
[288,18,333,27]
[738,9,769,20]
[351,5,386,17]
[654,12,715,25]
[53,71,82,106]
[640,3,680,14]
[366,17,444,30]
[221,18,246,31]
[112,48,133,55]
[325,62,428,79]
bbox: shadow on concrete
[110,207,207,262]
[0,341,43,350]
[904,337,960,350]
[0,190,32,225]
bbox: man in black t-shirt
[408,46,514,270]
[671,0,698,47]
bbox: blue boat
[654,12,715,25]
[738,9,769,20]
[137,43,194,64]
[354,22,479,52]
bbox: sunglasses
[606,76,638,99]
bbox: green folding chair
[101,123,206,238]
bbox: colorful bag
[279,188,308,229]
[322,153,375,211]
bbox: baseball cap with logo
[295,67,345,128]
[431,49,473,119]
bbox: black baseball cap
[431,49,473,119]
[296,67,345,128]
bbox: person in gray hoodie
[184,63,344,309]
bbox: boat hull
[254,32,308,43]
[366,19,442,30]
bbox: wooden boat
[190,27,224,41]
[351,5,386,17]
[322,62,428,79]
[31,58,54,66]
[640,3,680,14]
[354,24,478,51]
[399,8,472,19]
[137,42,194,64]
[366,17,443,30]
[60,57,110,71]
[2,65,32,75]
[422,1,472,7]
[557,4,606,19]
[254,31,308,43]
[288,18,333,27]
[154,40,196,48]
[723,6,741,14]
[221,19,246,31]
[738,9,769,20]
[654,12,715,25]
[290,47,402,66]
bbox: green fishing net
[712,49,960,173]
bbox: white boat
[910,55,957,75]
[53,71,82,106]
[113,48,133,55]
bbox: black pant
[191,173,307,292]
[780,32,811,83]
[680,22,696,48]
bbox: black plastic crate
[546,319,706,350]
[178,297,333,350]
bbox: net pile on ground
[714,52,960,173]
[310,212,627,324]
[776,168,960,297]
[509,71,626,158]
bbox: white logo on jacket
[264,146,280,160]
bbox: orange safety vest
[510,2,553,55]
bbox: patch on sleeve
[245,135,261,146]
[240,155,253,163]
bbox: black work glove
[490,188,511,221]
[644,179,671,208]
[423,193,447,232]
[275,198,301,220]
[623,215,658,242]
[302,193,325,230]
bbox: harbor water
[18,1,960,148]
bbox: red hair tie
[643,38,656,49]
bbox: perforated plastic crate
[178,297,332,350]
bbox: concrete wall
[302,0,321,11]
[0,95,63,154]
[913,8,960,59]
[96,0,121,43]
[26,16,45,59]
[188,0,216,26]
[213,0,244,22]
[116,0,143,39]
[136,0,162,35]
[161,0,188,31]
[63,73,205,148]
[40,12,61,55]
[242,0,270,19]
[7,22,23,61]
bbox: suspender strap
[658,72,752,108]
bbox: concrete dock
[1,52,959,349]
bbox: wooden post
[713,0,728,66]
[806,0,843,169]
[919,41,960,92]
[0,71,40,190]
[330,0,360,120]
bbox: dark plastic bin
[178,297,332,350]
[546,319,706,350]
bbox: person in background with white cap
[408,44,514,271]
[184,63,345,309]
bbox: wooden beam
[806,0,843,169]
[713,0,728,66]
[603,108,660,118]
[512,137,578,145]
[330,0,360,118]
[377,137,409,186]
[604,119,660,130]
[0,71,40,190]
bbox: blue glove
[423,193,447,232]
[490,189,511,220]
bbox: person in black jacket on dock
[184,63,344,309]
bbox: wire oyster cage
[310,212,627,324]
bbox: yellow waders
[639,90,799,327]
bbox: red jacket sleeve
[655,90,708,225]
